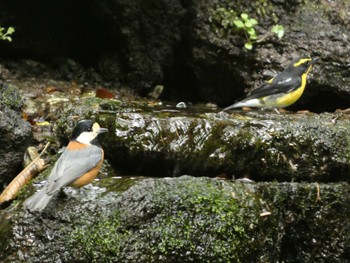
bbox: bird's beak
[312,58,319,64]
[98,127,109,134]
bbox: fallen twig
[0,142,50,204]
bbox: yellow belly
[274,84,305,107]
[263,72,308,108]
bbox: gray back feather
[45,145,102,194]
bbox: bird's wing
[248,73,301,99]
[45,145,102,194]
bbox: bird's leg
[273,108,281,114]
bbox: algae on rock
[101,110,350,182]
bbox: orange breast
[67,141,104,188]
[70,151,104,188]
[67,141,89,150]
[70,157,104,187]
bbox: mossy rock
[1,176,349,262]
[100,110,350,182]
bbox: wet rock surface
[0,1,349,261]
[1,176,349,262]
[2,71,350,183]
[0,77,349,261]
[0,71,348,260]
[101,109,350,182]
[8,76,348,183]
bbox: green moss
[253,0,279,22]
[71,212,129,261]
[71,178,268,262]
[106,110,350,180]
[9,178,349,261]
[0,83,23,110]
[151,179,259,261]
[302,0,349,26]
[220,114,350,181]
[256,182,350,262]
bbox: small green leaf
[233,19,244,28]
[245,42,253,50]
[247,27,256,36]
[271,24,284,39]
[247,27,257,40]
[277,30,284,39]
[245,20,252,27]
[0,26,15,42]
[241,13,248,21]
[249,18,258,26]
[245,19,257,28]
[7,27,15,34]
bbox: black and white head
[71,120,108,145]
[286,57,318,75]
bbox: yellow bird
[224,57,318,111]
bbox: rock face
[0,1,349,110]
[0,82,33,186]
[92,0,185,94]
[0,0,185,95]
[164,0,350,110]
[0,95,349,261]
[0,1,349,261]
[1,176,349,262]
[99,109,350,182]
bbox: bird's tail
[223,101,247,111]
[223,98,262,111]
[23,187,53,212]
